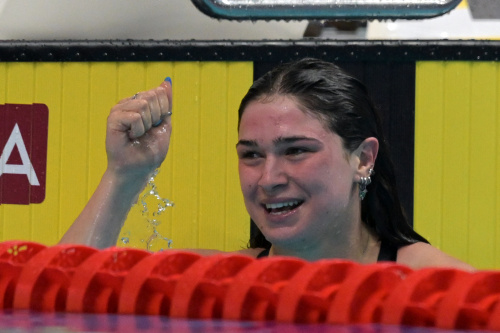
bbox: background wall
[415,61,500,269]
[0,0,307,40]
[0,60,253,252]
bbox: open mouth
[264,200,303,215]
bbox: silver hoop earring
[359,168,374,200]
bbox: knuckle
[142,90,156,99]
[129,112,142,121]
[136,99,149,112]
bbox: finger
[110,99,135,114]
[112,77,172,128]
[155,78,173,126]
[108,110,146,139]
[149,87,166,127]
[116,92,139,105]
[129,114,147,139]
[136,98,153,131]
[143,89,162,127]
[161,77,172,111]
[113,98,153,131]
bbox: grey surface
[191,0,463,20]
[0,0,307,40]
[469,0,500,19]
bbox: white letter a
[0,123,40,186]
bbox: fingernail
[164,77,172,85]
[153,118,163,127]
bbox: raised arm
[60,78,173,248]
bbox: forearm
[59,170,148,248]
[61,79,172,248]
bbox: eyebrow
[236,136,320,148]
[236,139,258,148]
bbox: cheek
[238,164,256,195]
[304,160,354,195]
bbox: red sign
[0,104,49,204]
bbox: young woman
[60,59,473,271]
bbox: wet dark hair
[238,58,428,250]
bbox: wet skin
[236,96,365,258]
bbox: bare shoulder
[236,247,266,258]
[182,248,264,258]
[397,242,475,271]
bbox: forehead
[239,96,332,139]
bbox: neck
[270,219,380,263]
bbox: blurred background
[0,0,498,40]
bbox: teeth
[265,201,299,210]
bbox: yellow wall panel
[225,62,252,251]
[33,63,63,245]
[198,62,228,250]
[59,63,91,235]
[3,63,35,241]
[497,64,500,268]
[441,62,471,261]
[415,61,500,269]
[414,62,444,246]
[468,63,497,268]
[0,61,253,253]
[88,63,117,195]
[169,62,202,250]
[0,63,5,101]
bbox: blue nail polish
[164,77,172,85]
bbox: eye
[238,150,262,160]
[285,147,309,156]
[238,150,264,166]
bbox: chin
[261,228,306,249]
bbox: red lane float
[276,260,357,323]
[328,263,413,325]
[488,286,500,330]
[66,247,150,314]
[381,268,471,327]
[170,254,254,319]
[223,256,306,321]
[1,241,499,331]
[434,271,500,330]
[13,244,97,312]
[119,250,201,315]
[0,241,46,309]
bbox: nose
[258,156,288,193]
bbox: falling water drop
[121,169,174,251]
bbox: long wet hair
[238,58,428,250]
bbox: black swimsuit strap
[377,241,398,262]
[257,248,270,258]
[256,241,398,262]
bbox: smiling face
[237,96,363,255]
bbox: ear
[351,137,379,181]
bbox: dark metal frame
[1,40,500,62]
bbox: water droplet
[138,169,174,251]
[121,169,174,251]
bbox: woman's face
[237,96,361,251]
